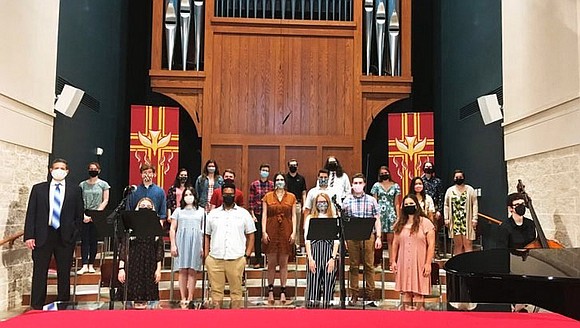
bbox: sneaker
[88,266,96,273]
[76,267,88,275]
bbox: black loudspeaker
[477,94,503,125]
[54,84,84,117]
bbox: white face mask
[352,184,365,194]
[51,168,68,181]
[184,195,195,204]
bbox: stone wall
[507,145,580,247]
[0,140,48,310]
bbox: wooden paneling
[210,145,243,187]
[212,33,354,137]
[322,147,357,178]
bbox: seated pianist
[497,192,536,249]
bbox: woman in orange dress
[262,172,297,303]
[390,194,435,307]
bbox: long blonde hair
[310,193,336,218]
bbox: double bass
[516,179,564,249]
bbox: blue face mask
[260,170,269,179]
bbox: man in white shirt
[204,181,256,308]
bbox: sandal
[280,286,286,303]
[267,284,274,304]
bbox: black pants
[31,227,74,309]
[254,219,263,263]
[80,221,97,265]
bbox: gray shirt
[79,179,110,210]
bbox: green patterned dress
[451,191,467,235]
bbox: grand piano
[445,248,580,319]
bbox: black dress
[116,236,164,301]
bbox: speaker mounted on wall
[477,94,503,125]
[54,84,84,117]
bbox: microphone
[123,185,137,196]
[331,194,337,203]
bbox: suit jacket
[24,180,84,247]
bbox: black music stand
[306,218,339,241]
[119,209,164,308]
[87,210,115,241]
[343,217,376,309]
[306,218,339,308]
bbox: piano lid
[444,248,580,282]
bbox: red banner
[387,112,435,196]
[129,105,179,191]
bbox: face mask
[275,181,285,189]
[514,204,526,216]
[352,184,364,194]
[403,205,417,215]
[424,167,433,174]
[288,166,297,173]
[318,177,329,187]
[316,201,329,212]
[414,184,423,193]
[223,194,235,206]
[184,195,195,204]
[207,166,216,174]
[51,169,68,181]
[88,170,99,178]
[379,174,390,181]
[260,170,269,179]
[179,177,188,183]
[142,173,153,183]
[328,162,337,171]
[454,178,464,185]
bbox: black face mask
[424,167,433,174]
[328,162,337,171]
[88,170,99,178]
[289,166,297,173]
[379,174,390,181]
[514,204,526,216]
[223,194,235,206]
[454,178,465,185]
[403,205,417,215]
[178,177,188,183]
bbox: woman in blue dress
[169,187,205,303]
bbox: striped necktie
[330,171,335,188]
[51,183,62,229]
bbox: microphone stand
[107,187,131,310]
[331,196,347,309]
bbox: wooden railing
[0,231,24,248]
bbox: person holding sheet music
[304,193,339,308]
[77,162,110,275]
[169,187,204,304]
[117,197,164,302]
[342,173,382,304]
[390,194,435,307]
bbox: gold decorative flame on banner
[138,130,173,156]
[395,136,427,158]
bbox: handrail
[477,212,502,225]
[0,231,24,248]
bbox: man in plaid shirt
[342,173,382,304]
[249,163,274,268]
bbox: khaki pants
[347,235,375,299]
[206,255,246,308]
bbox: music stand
[343,217,376,309]
[306,218,339,241]
[87,210,115,241]
[306,218,339,307]
[119,210,165,307]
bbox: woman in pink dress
[390,194,435,306]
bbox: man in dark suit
[24,158,83,309]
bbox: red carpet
[1,309,578,328]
